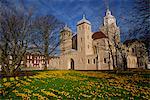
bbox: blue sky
[10,0,134,41]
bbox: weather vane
[104,0,109,10]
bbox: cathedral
[47,8,139,70]
[24,8,148,70]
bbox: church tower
[104,8,117,27]
[101,8,120,43]
[77,15,93,55]
[60,25,72,55]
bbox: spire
[107,7,109,12]
[63,24,72,32]
[83,14,86,19]
[106,3,109,10]
[106,7,111,16]
[105,1,111,16]
[104,7,116,26]
[77,14,91,25]
[64,24,68,28]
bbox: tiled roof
[92,31,107,40]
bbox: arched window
[132,48,135,53]
[82,25,84,29]
[79,26,81,30]
[88,59,90,64]
[93,59,95,64]
[93,46,97,54]
[104,58,106,63]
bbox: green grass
[0,70,150,99]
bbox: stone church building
[24,8,147,70]
[47,8,138,70]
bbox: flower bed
[0,70,150,99]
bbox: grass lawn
[0,70,150,99]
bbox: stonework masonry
[46,8,139,70]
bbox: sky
[2,0,134,41]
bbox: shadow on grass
[0,70,40,79]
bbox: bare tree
[104,18,118,69]
[33,15,63,70]
[124,39,148,69]
[104,18,129,70]
[127,0,150,61]
[134,42,148,69]
[0,6,33,76]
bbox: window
[93,59,95,64]
[81,38,82,42]
[132,48,135,53]
[97,43,99,45]
[104,58,106,63]
[94,46,97,54]
[82,25,84,29]
[140,62,143,66]
[88,45,89,49]
[88,27,90,30]
[88,59,90,64]
[79,26,81,30]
